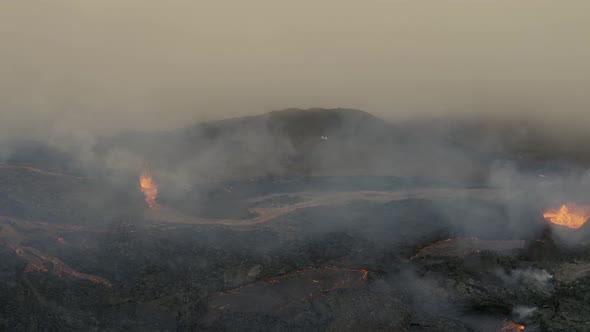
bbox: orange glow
[360,268,369,280]
[543,203,590,229]
[139,166,158,208]
[16,246,110,285]
[499,320,525,332]
[25,262,48,273]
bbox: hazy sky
[2,0,590,139]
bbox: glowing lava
[139,166,158,208]
[499,319,525,332]
[543,203,590,229]
[16,246,111,285]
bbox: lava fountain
[498,319,525,332]
[543,203,590,229]
[139,165,158,208]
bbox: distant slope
[97,108,402,178]
[4,108,590,182]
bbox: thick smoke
[512,305,539,322]
[495,268,553,289]
[1,2,590,330]
[2,1,590,201]
[2,1,590,142]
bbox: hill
[4,108,590,182]
[96,108,401,179]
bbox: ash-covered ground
[1,109,590,332]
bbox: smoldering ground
[2,1,590,330]
[3,109,590,330]
[3,108,590,239]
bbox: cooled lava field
[2,110,590,331]
[2,164,590,332]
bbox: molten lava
[499,319,525,332]
[15,246,110,285]
[543,203,590,229]
[139,166,158,208]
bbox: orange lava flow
[543,203,590,229]
[499,320,525,332]
[14,246,110,286]
[139,166,158,209]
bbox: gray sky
[2,0,590,139]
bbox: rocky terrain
[1,109,590,331]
